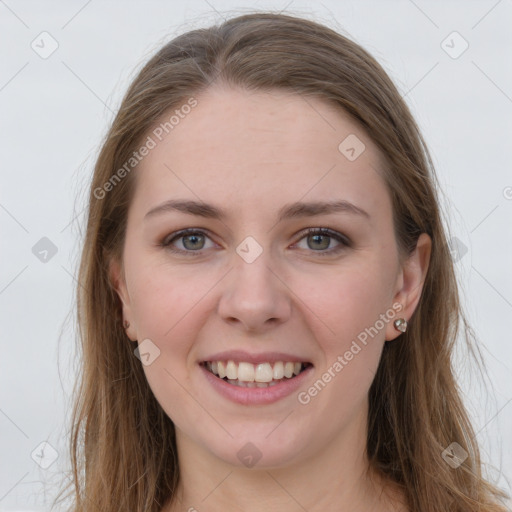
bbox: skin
[110,85,431,512]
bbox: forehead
[132,86,390,221]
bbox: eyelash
[159,227,351,257]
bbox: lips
[197,350,314,403]
[199,360,314,405]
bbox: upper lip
[200,350,313,365]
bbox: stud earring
[123,320,130,329]
[393,318,407,333]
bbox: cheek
[123,255,206,396]
[127,256,215,341]
[300,258,393,348]
[127,265,210,426]
[294,259,393,396]
[294,272,389,432]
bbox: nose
[217,249,292,333]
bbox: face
[110,86,429,469]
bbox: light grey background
[1,0,511,510]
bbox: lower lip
[199,363,314,405]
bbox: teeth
[204,359,309,383]
[273,361,284,379]
[238,362,255,382]
[255,363,273,382]
[226,379,281,388]
[226,360,238,380]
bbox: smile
[201,360,313,388]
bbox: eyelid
[291,227,351,256]
[295,227,351,246]
[160,228,218,254]
[160,227,350,255]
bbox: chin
[202,432,308,470]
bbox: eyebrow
[144,199,370,222]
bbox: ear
[109,257,137,341]
[385,233,431,341]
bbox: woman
[55,12,509,512]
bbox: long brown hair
[53,12,509,512]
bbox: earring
[393,318,407,333]
[123,320,130,329]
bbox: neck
[164,403,406,512]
